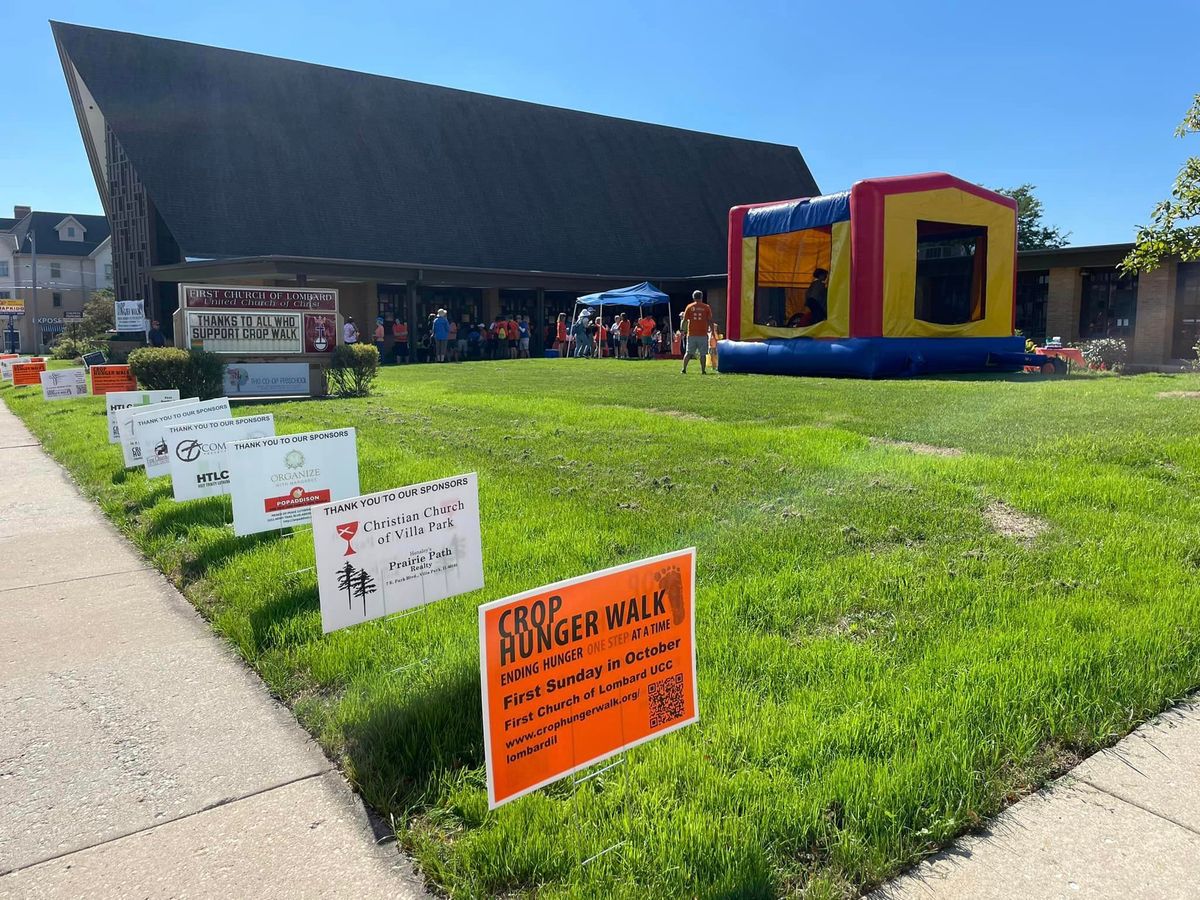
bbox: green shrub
[1077,338,1128,372]
[50,335,99,361]
[128,347,225,399]
[327,344,379,397]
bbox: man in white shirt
[343,317,359,345]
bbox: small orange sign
[479,548,698,808]
[90,364,138,395]
[12,360,47,386]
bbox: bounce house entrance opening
[914,220,988,326]
[753,227,831,327]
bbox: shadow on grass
[121,479,174,515]
[179,528,274,581]
[247,583,319,654]
[343,663,484,812]
[145,495,229,538]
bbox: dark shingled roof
[0,218,18,232]
[8,212,110,257]
[52,22,819,278]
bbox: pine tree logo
[336,561,378,616]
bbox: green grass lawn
[5,360,1200,898]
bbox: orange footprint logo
[655,566,686,626]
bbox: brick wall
[1131,260,1178,364]
[1045,267,1081,342]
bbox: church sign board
[177,285,339,356]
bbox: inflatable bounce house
[718,173,1029,377]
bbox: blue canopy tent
[572,282,672,358]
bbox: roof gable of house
[52,22,819,278]
[9,211,110,257]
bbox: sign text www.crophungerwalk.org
[479,548,698,808]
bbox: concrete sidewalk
[875,701,1200,899]
[0,403,425,898]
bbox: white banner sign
[136,398,232,477]
[115,300,145,332]
[312,473,484,633]
[106,390,181,443]
[223,363,310,396]
[0,357,30,382]
[228,429,359,535]
[187,311,303,355]
[164,414,276,501]
[116,398,198,467]
[40,368,89,400]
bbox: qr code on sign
[648,673,686,728]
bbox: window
[67,226,76,238]
[53,293,63,308]
[914,221,987,325]
[752,227,832,327]
[50,262,62,279]
[0,261,8,277]
[1079,268,1137,339]
[0,291,10,299]
[104,263,113,282]
[1174,262,1200,359]
[1015,271,1049,344]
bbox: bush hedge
[1077,338,1128,373]
[128,347,225,399]
[327,344,379,397]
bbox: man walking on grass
[681,290,716,374]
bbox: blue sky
[4,0,1197,246]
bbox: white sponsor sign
[115,299,146,332]
[228,429,359,536]
[312,473,484,633]
[164,414,276,501]
[1,357,30,382]
[105,390,181,443]
[116,398,198,467]
[223,362,310,396]
[136,398,232,477]
[40,368,89,400]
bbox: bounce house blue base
[717,336,1026,379]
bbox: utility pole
[28,230,38,353]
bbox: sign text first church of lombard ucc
[174,284,340,356]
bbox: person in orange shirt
[637,313,657,359]
[681,290,716,374]
[555,313,568,358]
[391,319,409,364]
[506,316,520,359]
[616,313,632,359]
[374,319,386,362]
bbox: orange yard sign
[479,548,698,808]
[90,364,137,395]
[12,360,47,386]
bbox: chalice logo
[336,521,359,556]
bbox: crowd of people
[341,291,720,373]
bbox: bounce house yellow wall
[880,188,1015,338]
[739,220,851,341]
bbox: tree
[52,289,117,358]
[336,561,357,609]
[1122,93,1200,274]
[993,184,1070,251]
[351,567,377,616]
